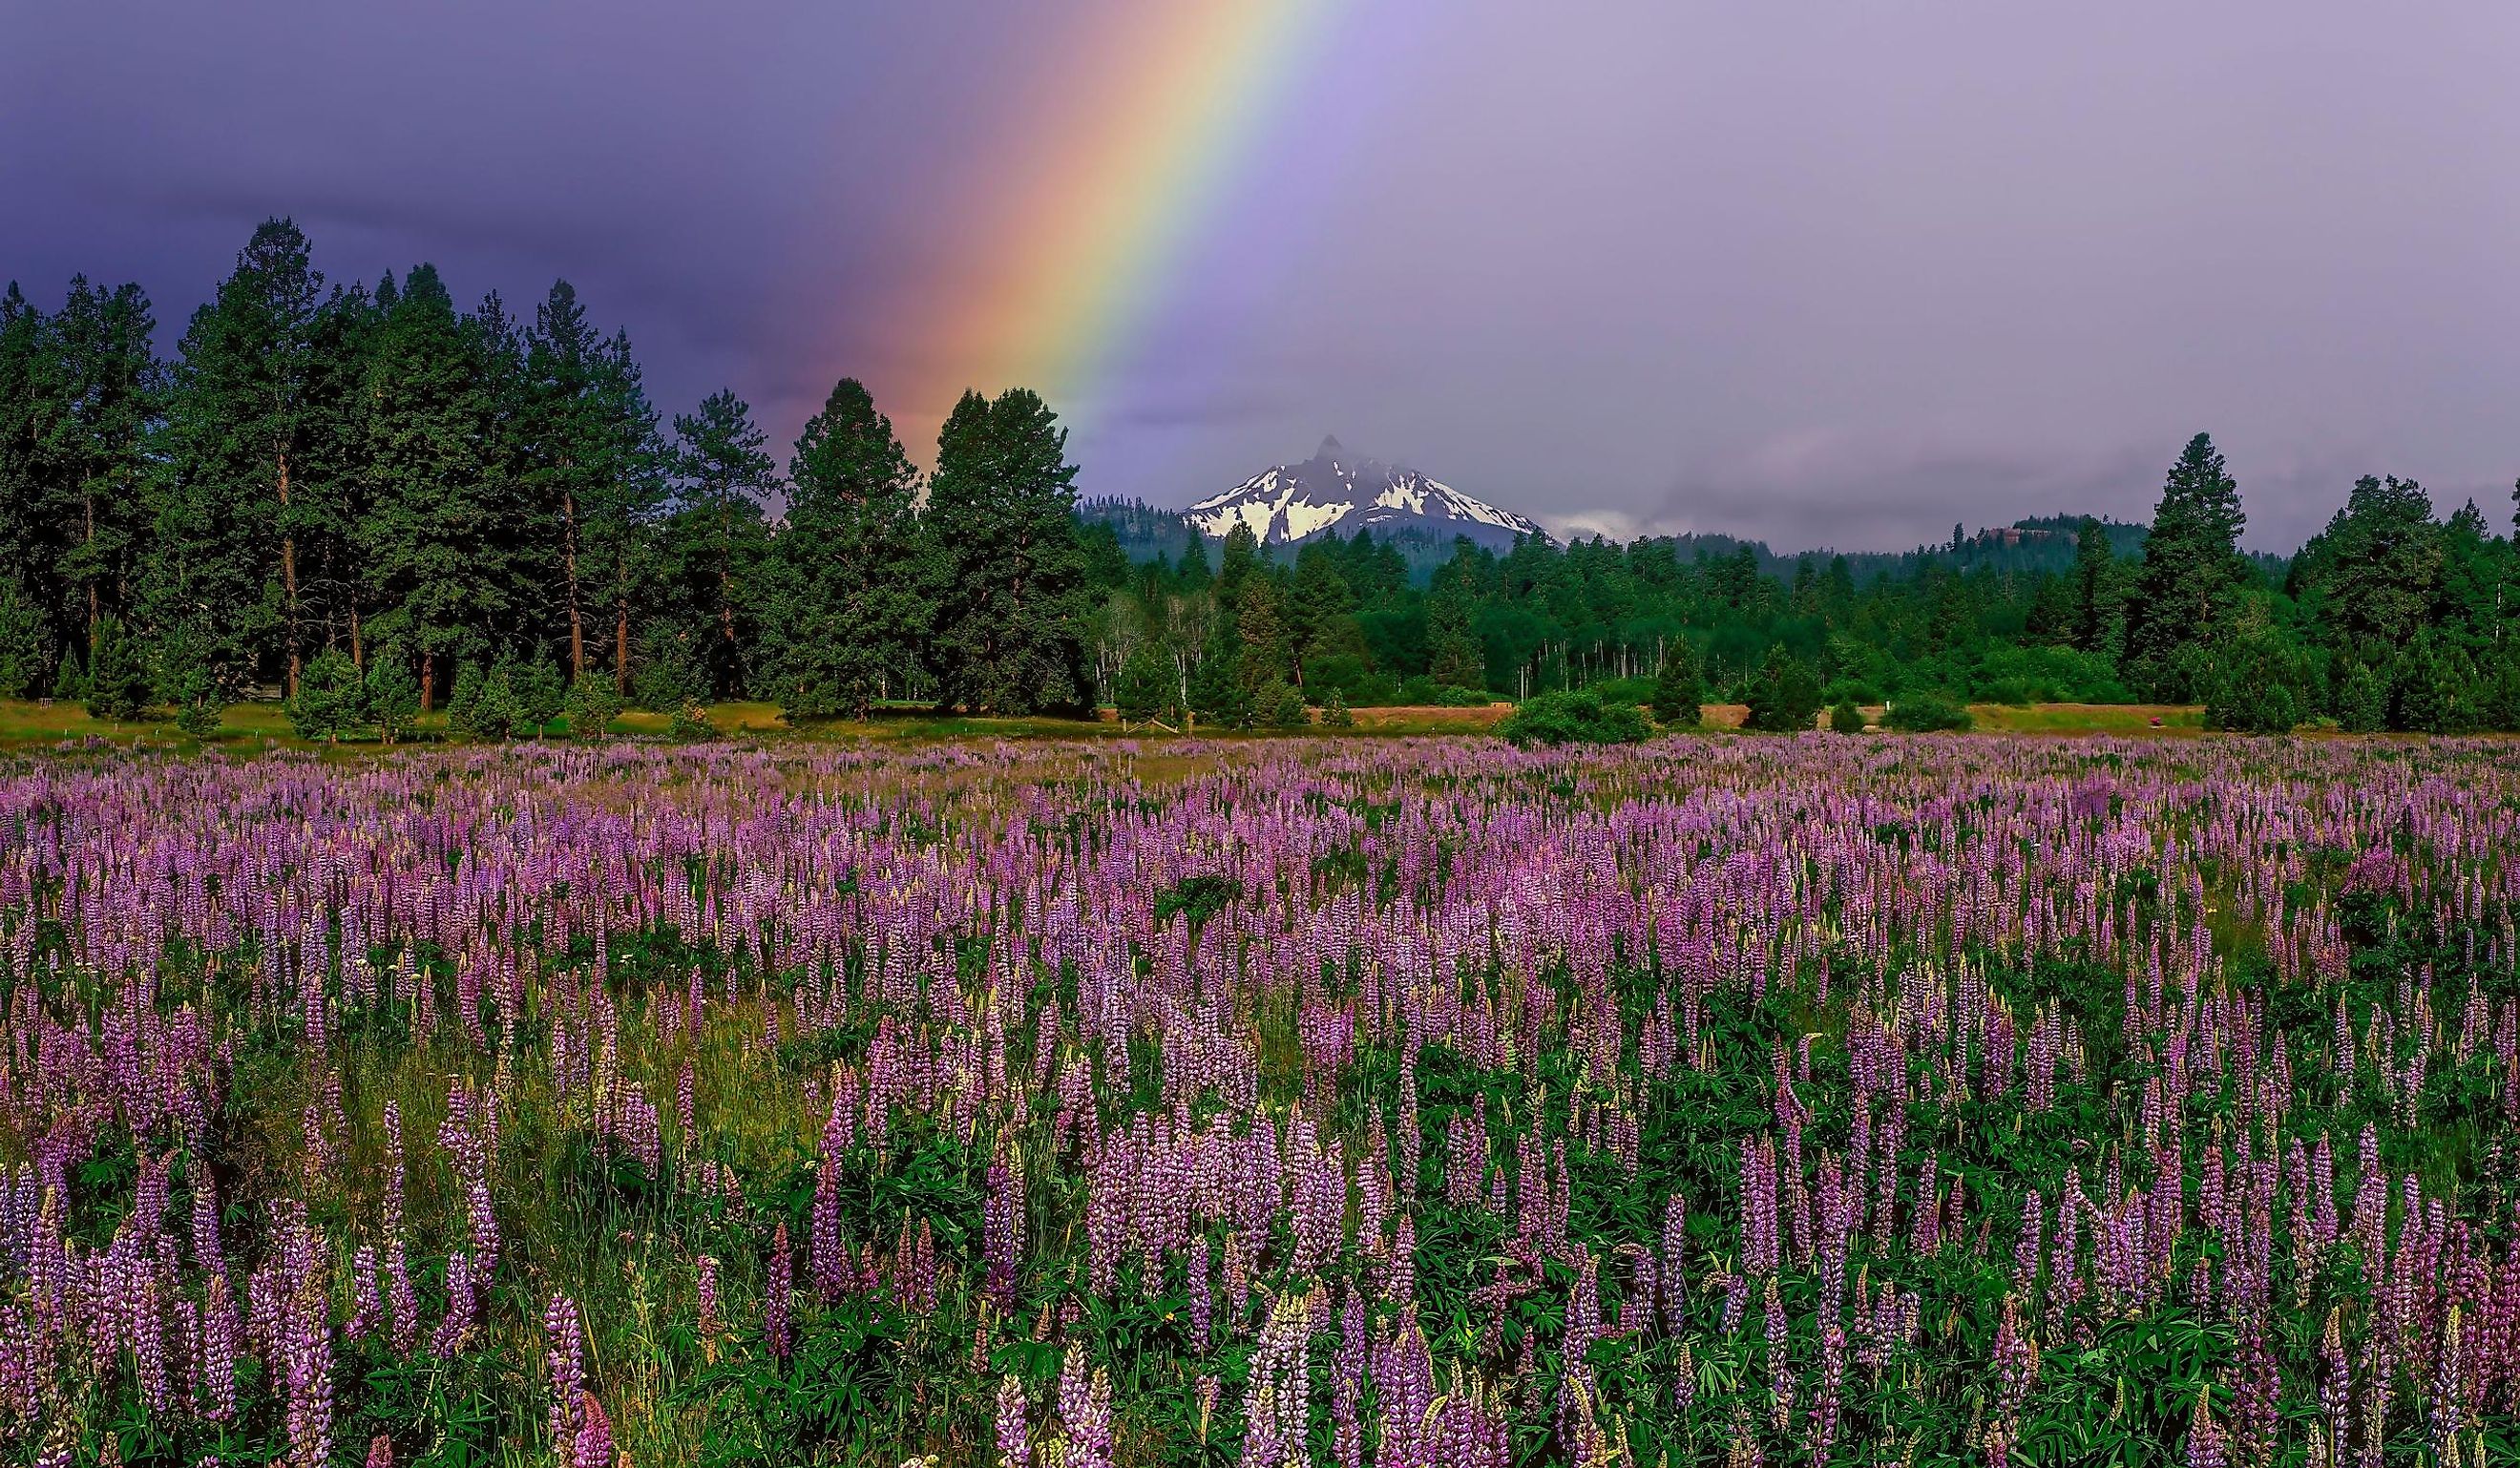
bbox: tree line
[4,220,2516,737]
[0,219,1093,730]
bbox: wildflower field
[5,733,2519,1467]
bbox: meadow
[2,730,2515,1466]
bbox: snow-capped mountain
[1186,436,1546,548]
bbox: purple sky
[6,1,2515,551]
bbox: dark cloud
[5,0,2513,548]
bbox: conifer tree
[356,266,497,707]
[158,219,323,693]
[2123,433,2249,701]
[1651,638,1703,725]
[665,389,776,695]
[924,388,1092,715]
[770,379,926,721]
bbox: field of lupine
[3,734,2518,1468]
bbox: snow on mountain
[1186,436,1547,547]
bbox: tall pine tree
[923,388,1092,715]
[769,379,926,720]
[664,388,776,696]
[2122,432,2249,701]
[158,219,325,692]
[357,266,498,706]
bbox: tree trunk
[563,490,584,677]
[279,450,300,698]
[615,590,630,696]
[421,650,434,712]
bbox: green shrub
[512,661,568,737]
[1830,699,1866,734]
[668,702,716,741]
[365,658,421,744]
[1743,648,1822,732]
[1320,690,1354,727]
[1496,687,1652,747]
[452,661,524,741]
[564,676,623,743]
[84,616,151,722]
[1115,644,1179,724]
[1651,642,1704,726]
[1884,690,1973,732]
[288,648,365,742]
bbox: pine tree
[1743,647,1822,732]
[665,389,775,696]
[357,267,499,708]
[526,285,663,690]
[286,647,363,743]
[158,219,324,693]
[1114,641,1178,724]
[2069,516,2116,655]
[769,379,927,721]
[82,613,150,721]
[0,577,44,699]
[2123,433,2249,701]
[924,388,1092,715]
[1650,639,1703,726]
[364,656,419,744]
[1425,574,1484,692]
[37,279,162,660]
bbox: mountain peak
[1186,440,1546,549]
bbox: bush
[288,648,365,743]
[1114,644,1180,724]
[1262,681,1309,728]
[512,661,568,737]
[1884,691,1973,732]
[1320,690,1354,727]
[0,581,47,700]
[452,661,524,741]
[1830,699,1866,734]
[633,625,708,713]
[84,617,151,722]
[1496,687,1652,747]
[564,676,623,743]
[1651,642,1704,727]
[445,662,485,731]
[668,702,716,741]
[1743,649,1823,732]
[365,658,420,744]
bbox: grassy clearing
[0,695,2220,753]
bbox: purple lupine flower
[995,1374,1029,1468]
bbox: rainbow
[882,0,1341,451]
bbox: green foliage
[1496,685,1652,746]
[1320,689,1354,727]
[83,615,150,721]
[767,379,927,722]
[632,623,709,714]
[564,675,622,742]
[1650,640,1703,726]
[1113,642,1179,724]
[1884,689,1973,731]
[1829,697,1866,733]
[0,579,47,699]
[287,646,364,741]
[511,660,567,737]
[366,656,421,743]
[452,660,525,741]
[667,702,715,741]
[923,388,1092,715]
[1742,647,1822,732]
[2204,630,2307,733]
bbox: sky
[4,0,2516,553]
